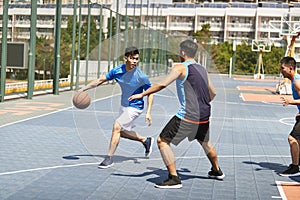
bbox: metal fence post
[27,1,37,99]
[0,0,8,102]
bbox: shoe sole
[154,184,183,189]
[208,173,225,180]
[98,163,114,169]
[145,137,154,157]
[279,171,300,177]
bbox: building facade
[0,1,299,60]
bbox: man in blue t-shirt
[79,46,154,169]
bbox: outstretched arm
[128,65,183,100]
[79,75,107,92]
[281,79,300,106]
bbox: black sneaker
[143,137,154,157]
[208,167,225,180]
[98,156,114,169]
[279,164,300,177]
[154,174,182,189]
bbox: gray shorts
[159,115,210,146]
[290,115,300,140]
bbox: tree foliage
[209,41,285,76]
[35,16,102,79]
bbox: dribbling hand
[280,96,289,106]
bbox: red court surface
[238,85,292,103]
[240,93,293,103]
[234,77,281,83]
[276,181,300,200]
[237,85,276,93]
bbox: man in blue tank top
[79,46,154,169]
[279,56,300,176]
[129,39,224,188]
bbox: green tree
[209,41,285,76]
[35,36,54,79]
[234,41,257,75]
[59,16,101,78]
[263,46,285,75]
[210,41,232,74]
[107,16,117,38]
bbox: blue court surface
[1,74,299,200]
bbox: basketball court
[0,74,300,199]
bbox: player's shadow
[112,167,213,184]
[62,154,148,164]
[243,161,300,182]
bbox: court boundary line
[0,94,119,129]
[275,181,289,200]
[0,154,291,176]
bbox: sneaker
[143,137,154,157]
[154,174,182,189]
[279,164,300,177]
[98,156,114,169]
[208,167,225,180]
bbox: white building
[0,1,299,60]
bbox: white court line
[279,118,294,126]
[0,94,119,129]
[0,154,290,176]
[275,181,288,200]
[0,162,98,176]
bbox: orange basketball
[72,91,91,109]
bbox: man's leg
[279,135,300,176]
[121,130,146,143]
[199,140,225,180]
[107,121,122,156]
[157,136,177,176]
[121,130,153,157]
[98,121,122,169]
[198,140,219,171]
[155,136,182,189]
[288,135,299,165]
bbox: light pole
[230,40,236,78]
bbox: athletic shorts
[115,106,143,131]
[159,115,210,146]
[290,115,300,140]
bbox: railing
[5,78,70,94]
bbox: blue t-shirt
[292,73,300,113]
[106,64,151,110]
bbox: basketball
[72,91,91,109]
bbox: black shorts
[290,115,300,140]
[159,115,210,146]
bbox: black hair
[125,46,139,57]
[280,56,296,70]
[180,39,198,58]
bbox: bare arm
[208,74,216,101]
[128,65,183,100]
[79,76,107,92]
[281,79,300,106]
[145,93,154,125]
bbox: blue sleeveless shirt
[292,73,300,113]
[175,60,211,123]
